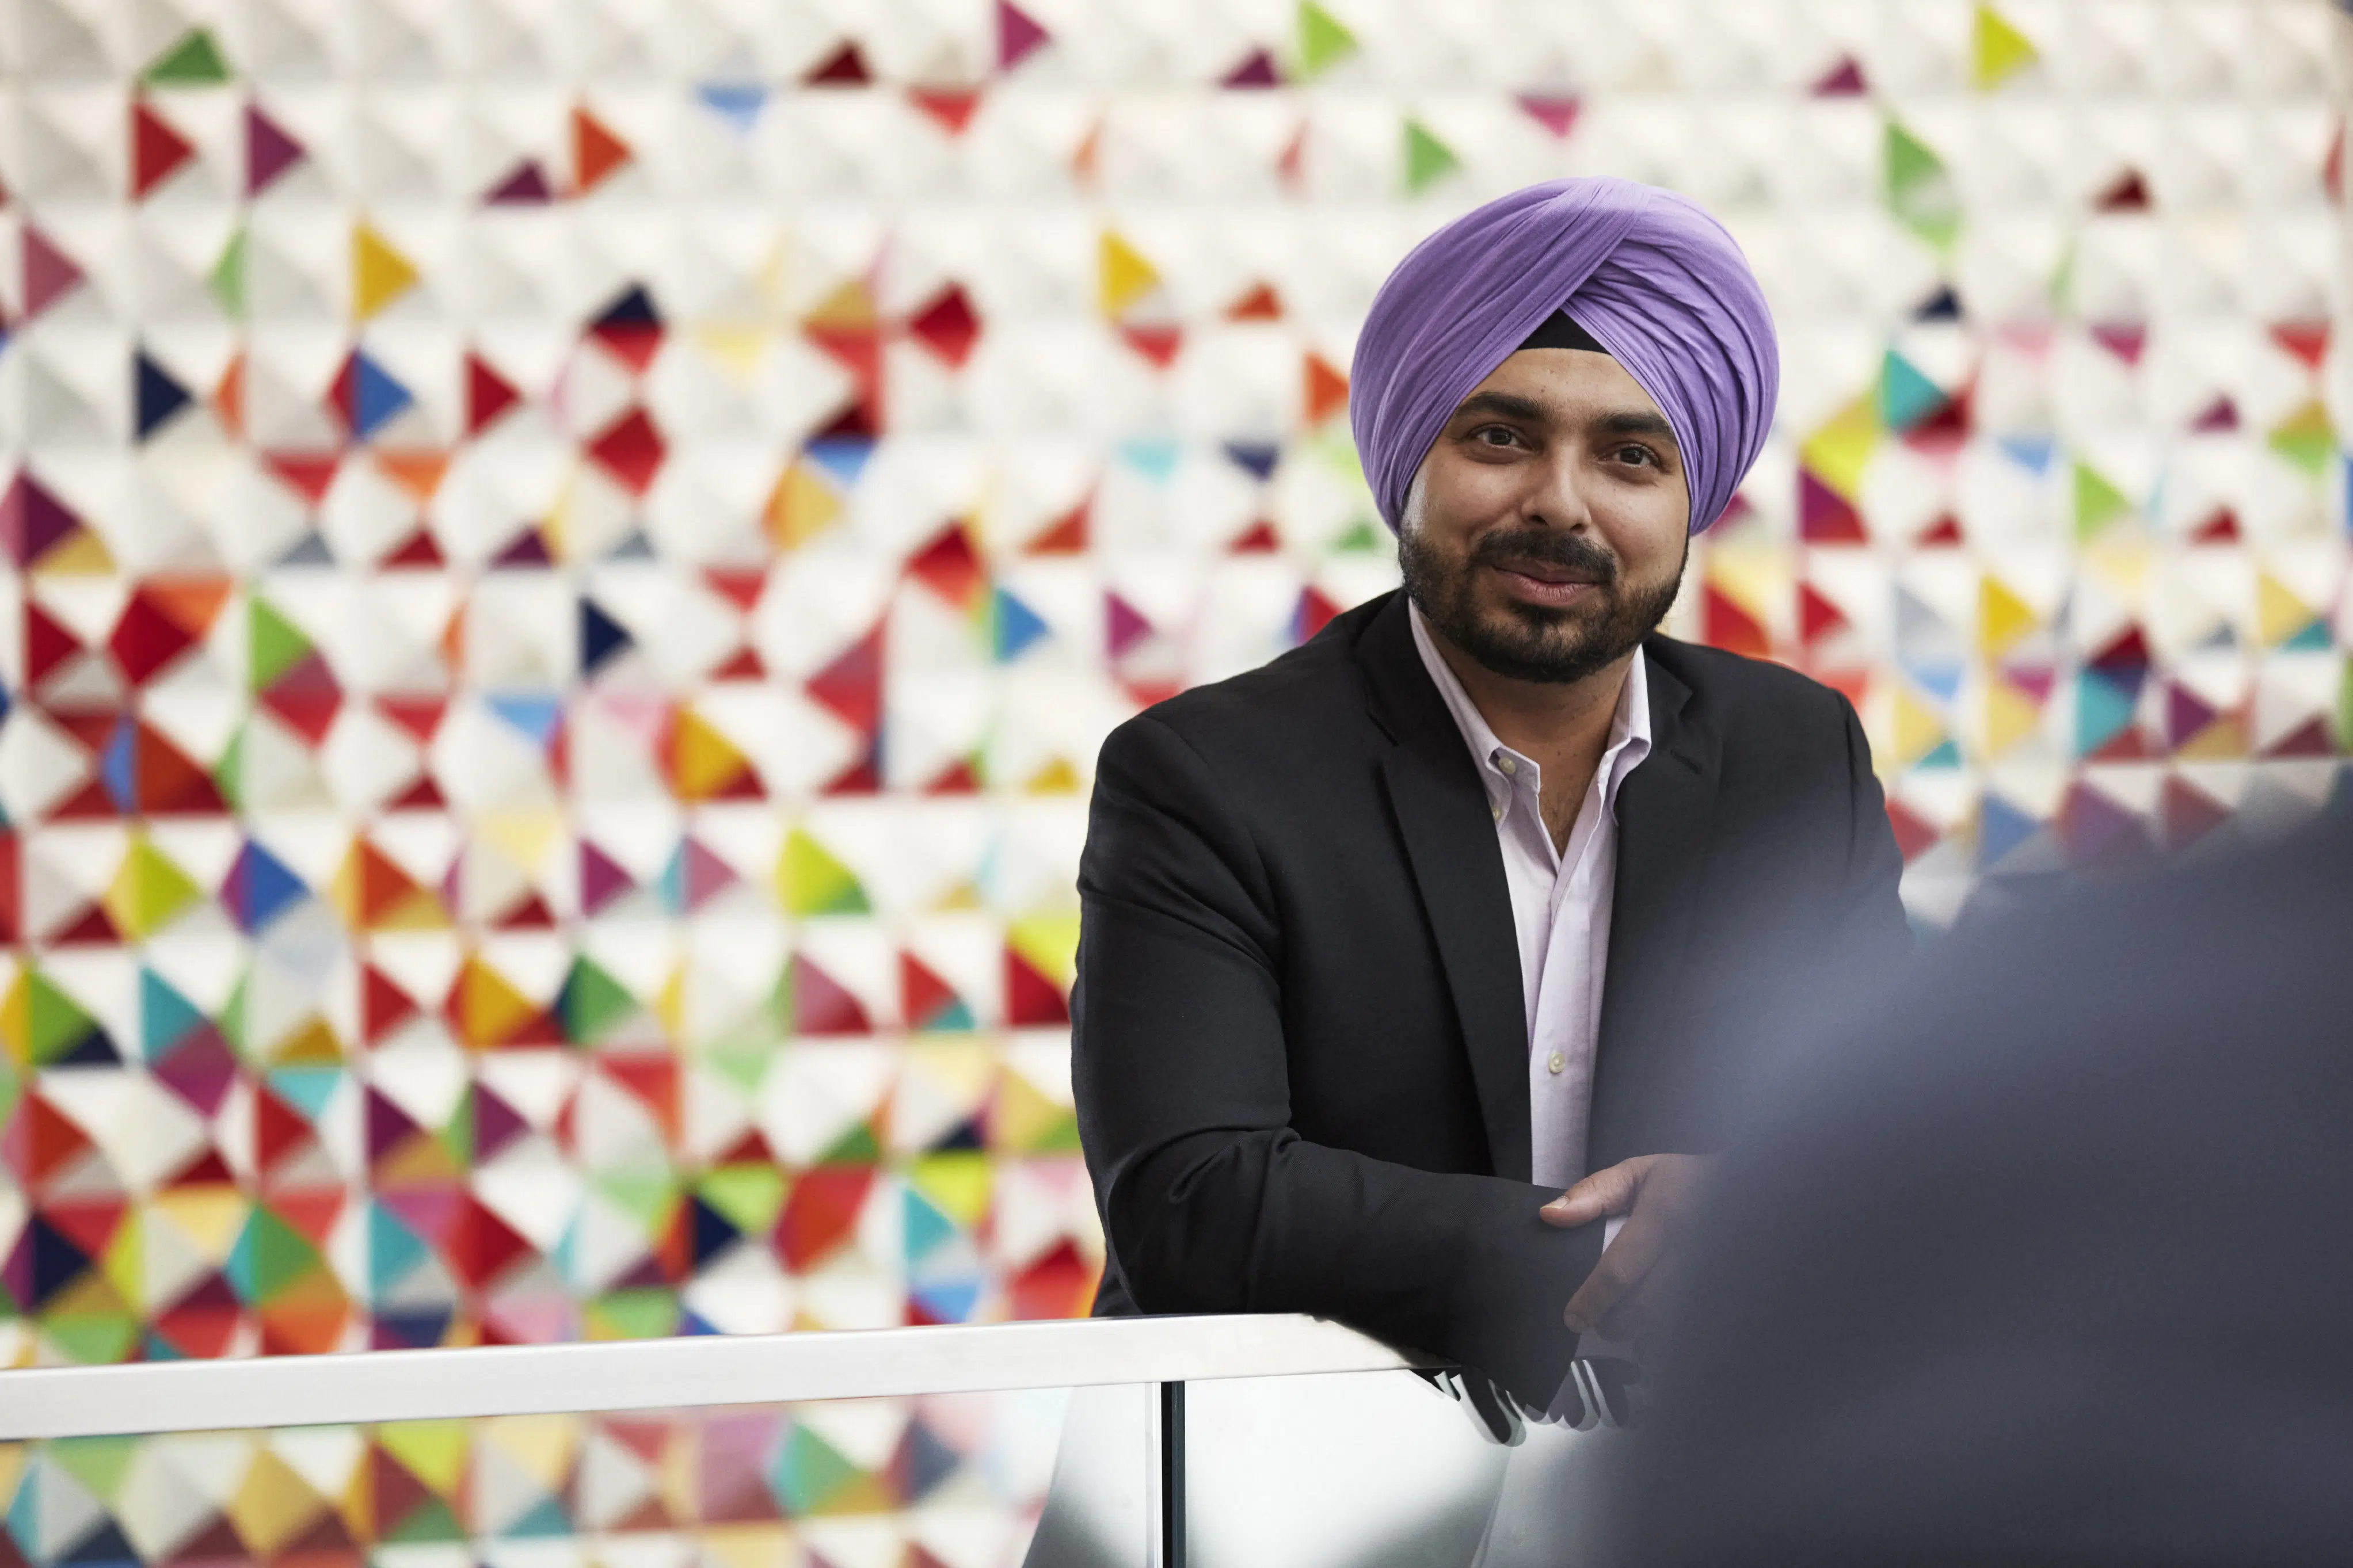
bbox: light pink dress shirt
[1407,603,1654,1193]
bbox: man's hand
[1542,1154,1712,1345]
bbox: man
[1609,807,2353,1566]
[1071,177,1910,1405]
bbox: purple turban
[1349,177,1779,536]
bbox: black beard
[1398,524,1684,685]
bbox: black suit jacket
[1615,810,2353,1565]
[1071,589,1909,1399]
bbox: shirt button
[1497,756,1517,776]
[1490,804,1503,823]
[1547,1052,1565,1075]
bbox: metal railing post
[1158,1380,1187,1568]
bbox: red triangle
[900,952,964,1027]
[1120,324,1182,368]
[907,522,985,607]
[382,527,446,567]
[24,599,87,686]
[704,567,767,613]
[1811,55,1867,96]
[466,353,522,434]
[1883,797,1941,863]
[1701,584,1772,659]
[2157,777,2226,851]
[41,1196,129,1260]
[2088,321,2146,364]
[924,758,981,794]
[1229,520,1280,554]
[572,105,632,192]
[131,100,197,199]
[806,41,870,85]
[910,88,983,136]
[1225,283,1282,321]
[906,284,980,367]
[2094,169,2150,212]
[2262,716,2334,759]
[131,720,227,814]
[1026,496,1090,555]
[587,408,665,494]
[22,226,85,318]
[1917,513,1964,547]
[47,903,121,945]
[1517,92,1583,134]
[791,954,871,1036]
[20,1094,97,1187]
[265,453,341,505]
[775,1165,874,1269]
[1798,582,1850,646]
[807,624,883,734]
[2190,507,2239,544]
[2270,321,2329,373]
[1004,948,1069,1027]
[1798,470,1867,543]
[361,966,422,1043]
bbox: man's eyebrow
[1449,391,1548,424]
[1596,410,1677,444]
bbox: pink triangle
[997,0,1049,71]
[1106,592,1152,658]
[485,160,553,205]
[473,1084,531,1161]
[580,840,636,914]
[1516,94,1581,137]
[2089,322,2146,364]
[246,104,306,196]
[677,837,738,911]
[23,227,85,318]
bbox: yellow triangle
[1704,544,1789,626]
[701,1525,793,1568]
[1024,756,1083,795]
[2080,540,2152,603]
[654,964,690,1043]
[481,1414,577,1491]
[262,1014,345,1067]
[694,323,769,385]
[32,529,116,575]
[1891,685,1949,768]
[1977,575,2038,658]
[764,459,843,551]
[377,1421,470,1495]
[671,707,752,800]
[102,837,204,941]
[2176,714,2246,760]
[474,810,562,875]
[1978,678,2042,756]
[804,277,877,330]
[1973,3,2039,90]
[1008,912,1082,990]
[151,1186,252,1260]
[1098,230,1160,318]
[352,222,421,318]
[226,1448,329,1556]
[992,1067,1076,1153]
[1799,394,1882,501]
[2256,573,2315,646]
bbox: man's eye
[1614,444,1658,467]
[1474,426,1520,447]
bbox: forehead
[1457,347,1667,422]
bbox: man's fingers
[1541,1157,1648,1227]
[1562,1207,1672,1334]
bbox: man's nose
[1521,449,1595,532]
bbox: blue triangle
[349,350,414,440]
[1222,439,1281,482]
[487,692,562,747]
[1979,793,2040,868]
[226,838,309,933]
[580,598,633,675]
[903,1188,960,1263]
[805,436,874,487]
[910,1274,982,1323]
[135,349,193,439]
[991,587,1050,662]
[2074,669,2139,756]
[1119,437,1182,483]
[593,283,660,330]
[1998,434,2056,475]
[696,82,768,132]
[101,716,139,811]
[1879,350,1945,432]
[267,1066,344,1121]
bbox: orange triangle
[573,105,632,192]
[375,452,450,504]
[1304,353,1349,425]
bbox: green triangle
[248,597,313,690]
[587,1287,677,1340]
[144,28,231,86]
[816,1120,881,1165]
[556,957,638,1046]
[2268,403,2333,479]
[1332,518,1384,554]
[2072,461,2134,541]
[218,972,251,1056]
[594,1168,681,1231]
[209,230,247,319]
[697,1164,787,1235]
[1402,120,1460,194]
[1296,1,1358,78]
[1885,120,1961,251]
[39,1313,138,1364]
[211,722,246,812]
[49,1435,142,1502]
[24,970,100,1066]
[773,1424,864,1514]
[380,1497,466,1544]
[437,1090,473,1165]
[778,830,870,917]
[226,1208,321,1303]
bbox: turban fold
[1349,177,1779,536]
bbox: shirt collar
[1407,600,1654,822]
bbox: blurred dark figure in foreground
[1613,805,2353,1567]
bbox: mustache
[1469,528,1619,585]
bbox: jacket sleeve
[1071,711,1601,1404]
[1834,690,1915,975]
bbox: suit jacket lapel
[1589,643,1720,1166]
[1355,596,1533,1181]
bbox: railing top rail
[0,1315,1437,1442]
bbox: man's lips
[1488,562,1603,608]
[1487,557,1601,586]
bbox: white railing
[0,1311,1433,1441]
